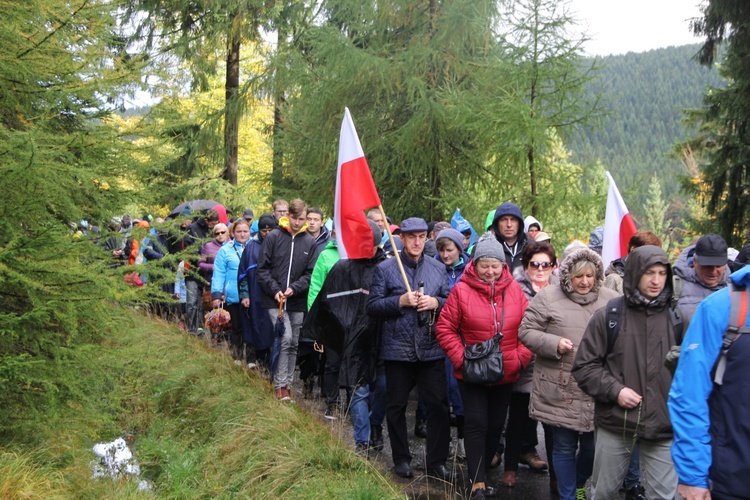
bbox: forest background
[2,0,749,495]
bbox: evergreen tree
[0,0,143,432]
[497,0,602,217]
[686,0,750,245]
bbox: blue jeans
[552,427,595,500]
[349,385,371,445]
[369,372,386,427]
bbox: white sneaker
[247,362,258,369]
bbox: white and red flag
[601,171,637,269]
[334,108,382,259]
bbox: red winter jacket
[435,259,532,384]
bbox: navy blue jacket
[367,250,450,362]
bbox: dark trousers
[504,391,539,472]
[459,381,512,486]
[385,359,450,470]
[226,303,243,360]
[323,348,342,406]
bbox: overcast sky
[570,0,705,56]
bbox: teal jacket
[307,240,340,311]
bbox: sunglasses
[215,231,227,235]
[529,261,553,270]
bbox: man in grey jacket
[672,234,729,320]
[573,245,684,500]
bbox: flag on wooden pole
[602,171,637,269]
[334,108,382,259]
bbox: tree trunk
[223,33,240,186]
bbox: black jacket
[256,225,318,312]
[303,248,387,386]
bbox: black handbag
[462,334,504,385]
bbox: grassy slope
[1,312,401,499]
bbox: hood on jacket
[278,216,308,236]
[559,247,605,296]
[730,263,750,287]
[623,245,673,301]
[492,202,524,241]
[523,215,542,233]
[673,244,730,287]
[605,256,627,278]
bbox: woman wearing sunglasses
[519,242,618,500]
[199,223,228,282]
[501,242,560,488]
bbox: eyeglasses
[529,261,553,270]
[215,231,227,235]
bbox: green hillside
[570,44,724,221]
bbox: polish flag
[334,108,382,259]
[601,171,637,269]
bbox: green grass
[0,311,402,498]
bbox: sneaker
[275,388,285,400]
[625,484,647,500]
[247,362,257,369]
[575,487,587,500]
[519,451,548,471]
[324,404,339,420]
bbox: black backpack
[604,295,685,355]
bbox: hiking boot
[394,461,413,478]
[575,487,587,500]
[484,486,496,498]
[501,471,516,487]
[324,404,339,420]
[370,424,384,452]
[625,484,647,500]
[519,451,548,471]
[414,419,427,438]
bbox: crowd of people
[90,199,750,500]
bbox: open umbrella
[269,298,285,375]
[167,199,220,219]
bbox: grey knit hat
[473,234,505,262]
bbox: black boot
[370,424,384,451]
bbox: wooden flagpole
[378,204,412,293]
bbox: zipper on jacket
[286,234,295,292]
[490,282,499,335]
